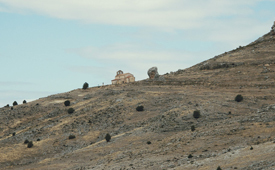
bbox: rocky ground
[1,27,275,170]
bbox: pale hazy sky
[1,0,275,106]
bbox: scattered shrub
[105,133,111,142]
[4,104,9,107]
[37,138,40,141]
[12,132,16,136]
[147,141,151,145]
[191,125,195,131]
[23,100,27,104]
[68,108,75,114]
[11,107,13,110]
[250,146,253,150]
[27,141,33,148]
[24,139,29,144]
[188,154,193,158]
[136,105,144,112]
[83,82,89,89]
[217,166,222,170]
[13,101,18,106]
[69,135,76,139]
[193,110,201,119]
[235,94,243,102]
[64,100,70,106]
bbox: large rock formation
[147,67,165,81]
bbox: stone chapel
[111,70,135,85]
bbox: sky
[0,0,275,106]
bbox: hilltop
[1,23,275,170]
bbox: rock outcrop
[147,67,165,81]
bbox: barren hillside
[1,24,275,170]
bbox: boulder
[147,67,165,81]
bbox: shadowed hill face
[1,29,275,170]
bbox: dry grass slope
[1,28,275,170]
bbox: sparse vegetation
[64,100,70,106]
[191,125,195,131]
[200,64,210,70]
[212,63,230,69]
[200,62,244,70]
[235,94,243,102]
[69,135,76,139]
[23,100,27,104]
[217,166,222,170]
[1,22,275,169]
[24,139,29,144]
[105,133,111,142]
[136,105,144,111]
[13,101,18,106]
[188,154,193,158]
[68,108,75,114]
[27,141,33,148]
[193,110,201,119]
[83,82,89,89]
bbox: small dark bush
[235,94,243,102]
[24,139,29,144]
[11,107,13,110]
[68,108,75,114]
[83,82,89,89]
[13,101,18,106]
[37,138,40,141]
[64,100,70,106]
[136,105,144,111]
[191,125,195,131]
[217,166,222,170]
[69,135,76,139]
[12,132,16,136]
[147,141,151,145]
[27,141,33,148]
[105,133,111,142]
[23,100,27,104]
[4,104,9,107]
[193,110,201,119]
[250,146,253,150]
[188,154,193,158]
